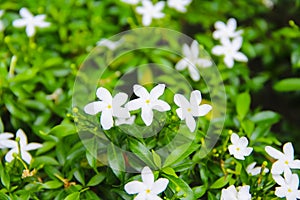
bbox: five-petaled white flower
[136,0,165,26]
[84,87,130,130]
[228,133,253,160]
[13,8,50,37]
[96,38,123,51]
[176,40,212,81]
[127,84,170,126]
[4,129,42,164]
[0,132,14,149]
[174,90,212,132]
[212,37,248,68]
[167,0,192,13]
[115,115,136,126]
[273,169,300,200]
[124,166,169,200]
[213,18,243,41]
[265,142,300,175]
[0,10,5,32]
[246,162,269,176]
[121,0,140,5]
[221,185,252,200]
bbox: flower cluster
[0,129,42,164]
[121,0,193,26]
[212,18,248,68]
[84,84,212,132]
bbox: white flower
[228,133,253,160]
[124,166,169,200]
[265,142,300,175]
[0,10,5,32]
[96,38,123,51]
[136,0,165,26]
[0,133,15,149]
[167,0,192,13]
[213,18,243,41]
[174,90,212,132]
[84,87,130,130]
[115,115,136,126]
[127,84,170,126]
[212,37,248,68]
[13,7,50,37]
[121,0,140,5]
[176,40,212,81]
[5,129,42,164]
[221,185,252,200]
[246,162,269,176]
[273,169,300,200]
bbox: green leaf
[273,78,300,92]
[162,167,178,178]
[210,175,232,189]
[0,192,10,200]
[129,139,155,168]
[236,92,251,120]
[87,173,106,186]
[1,170,10,190]
[107,142,125,179]
[48,124,76,138]
[163,143,199,167]
[74,170,85,185]
[42,180,63,189]
[163,174,194,200]
[250,111,280,125]
[0,118,3,133]
[64,192,80,200]
[31,156,59,168]
[193,185,206,199]
[36,141,57,155]
[151,150,161,168]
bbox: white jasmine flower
[115,115,136,126]
[124,166,169,200]
[221,185,252,200]
[228,133,253,160]
[136,0,165,26]
[212,37,248,68]
[13,8,50,37]
[84,87,130,130]
[213,18,243,41]
[262,0,274,9]
[167,0,192,13]
[174,90,212,132]
[96,38,123,50]
[246,162,269,176]
[176,40,212,81]
[127,84,170,126]
[5,129,42,164]
[0,10,5,32]
[121,0,140,5]
[0,133,15,149]
[273,169,300,200]
[265,142,300,175]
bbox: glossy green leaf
[87,173,106,187]
[236,92,251,120]
[274,78,300,92]
[210,175,232,189]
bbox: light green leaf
[129,139,155,168]
[64,192,80,200]
[210,175,232,189]
[42,180,63,189]
[236,92,251,120]
[274,78,300,92]
[87,173,105,187]
[107,142,125,179]
[193,185,207,199]
[162,167,178,178]
[250,111,280,125]
[152,150,161,168]
[163,174,194,200]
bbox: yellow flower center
[236,147,240,151]
[285,160,289,165]
[107,104,112,109]
[187,108,192,112]
[288,188,292,193]
[146,189,151,194]
[145,99,150,104]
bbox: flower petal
[233,52,248,62]
[239,136,249,147]
[194,104,212,117]
[24,143,42,151]
[124,181,145,194]
[13,19,27,27]
[190,90,202,107]
[182,43,191,57]
[187,64,200,81]
[185,114,196,132]
[274,186,286,198]
[141,106,153,126]
[135,192,147,200]
[283,142,294,161]
[265,146,285,160]
[227,18,237,30]
[152,178,169,194]
[175,59,188,71]
[21,150,33,164]
[224,55,234,68]
[289,160,300,169]
[272,174,285,186]
[112,92,128,107]
[127,99,143,111]
[191,40,199,58]
[84,101,104,115]
[142,15,152,26]
[26,24,36,37]
[20,8,32,18]
[5,149,17,162]
[134,84,149,98]
[271,160,284,175]
[96,87,112,102]
[150,84,165,100]
[141,166,154,186]
[113,107,130,118]
[175,108,184,120]
[0,133,14,140]
[174,94,189,108]
[152,100,170,112]
[211,46,224,56]
[230,133,239,144]
[16,129,28,147]
[100,110,113,130]
[147,194,162,200]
